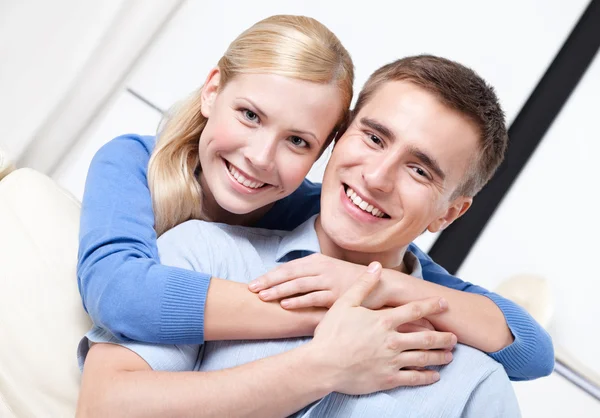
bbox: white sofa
[0,147,90,417]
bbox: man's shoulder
[158,220,286,278]
[446,344,506,382]
[159,220,238,248]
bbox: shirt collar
[275,215,424,280]
[275,215,321,262]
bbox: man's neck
[314,215,408,273]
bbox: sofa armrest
[0,146,16,181]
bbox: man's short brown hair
[353,55,508,197]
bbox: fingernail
[445,352,453,362]
[451,335,458,346]
[249,281,261,292]
[259,290,271,299]
[367,262,381,273]
[432,372,440,382]
[438,298,448,309]
[281,300,290,308]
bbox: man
[78,55,521,417]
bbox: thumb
[337,262,382,307]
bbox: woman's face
[198,69,344,220]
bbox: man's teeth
[345,187,386,218]
[228,164,265,189]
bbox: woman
[78,15,552,381]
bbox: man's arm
[77,342,331,418]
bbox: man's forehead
[354,81,480,184]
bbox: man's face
[320,80,479,258]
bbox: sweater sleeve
[407,243,555,381]
[77,134,210,344]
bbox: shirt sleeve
[77,134,211,345]
[408,243,555,381]
[79,326,201,372]
[462,366,522,418]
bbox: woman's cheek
[281,154,316,190]
[207,118,247,151]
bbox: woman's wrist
[380,268,410,307]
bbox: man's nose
[245,135,277,171]
[362,158,395,193]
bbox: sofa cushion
[0,168,90,417]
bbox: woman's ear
[200,68,221,118]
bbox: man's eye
[369,134,382,146]
[413,167,429,178]
[289,136,309,148]
[243,109,259,122]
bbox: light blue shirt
[79,216,520,417]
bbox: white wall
[47,1,598,415]
[458,51,600,417]
[0,1,123,158]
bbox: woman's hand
[307,262,456,394]
[249,253,392,309]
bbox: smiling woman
[147,15,354,235]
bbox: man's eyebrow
[360,117,396,141]
[408,145,446,180]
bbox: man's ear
[200,67,221,118]
[427,196,473,233]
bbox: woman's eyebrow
[289,129,317,141]
[236,97,268,120]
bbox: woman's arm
[250,252,555,380]
[409,244,554,380]
[78,134,321,344]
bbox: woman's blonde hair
[148,15,354,236]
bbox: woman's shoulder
[96,133,156,159]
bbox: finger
[387,297,448,328]
[395,323,432,334]
[406,318,436,331]
[258,276,326,301]
[249,256,318,292]
[397,350,453,369]
[281,291,334,309]
[336,262,382,307]
[397,331,457,351]
[382,370,441,390]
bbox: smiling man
[79,55,524,417]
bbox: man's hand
[306,262,456,395]
[249,253,393,309]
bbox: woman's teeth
[228,164,265,189]
[345,187,386,218]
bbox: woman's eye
[289,136,308,148]
[243,109,259,122]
